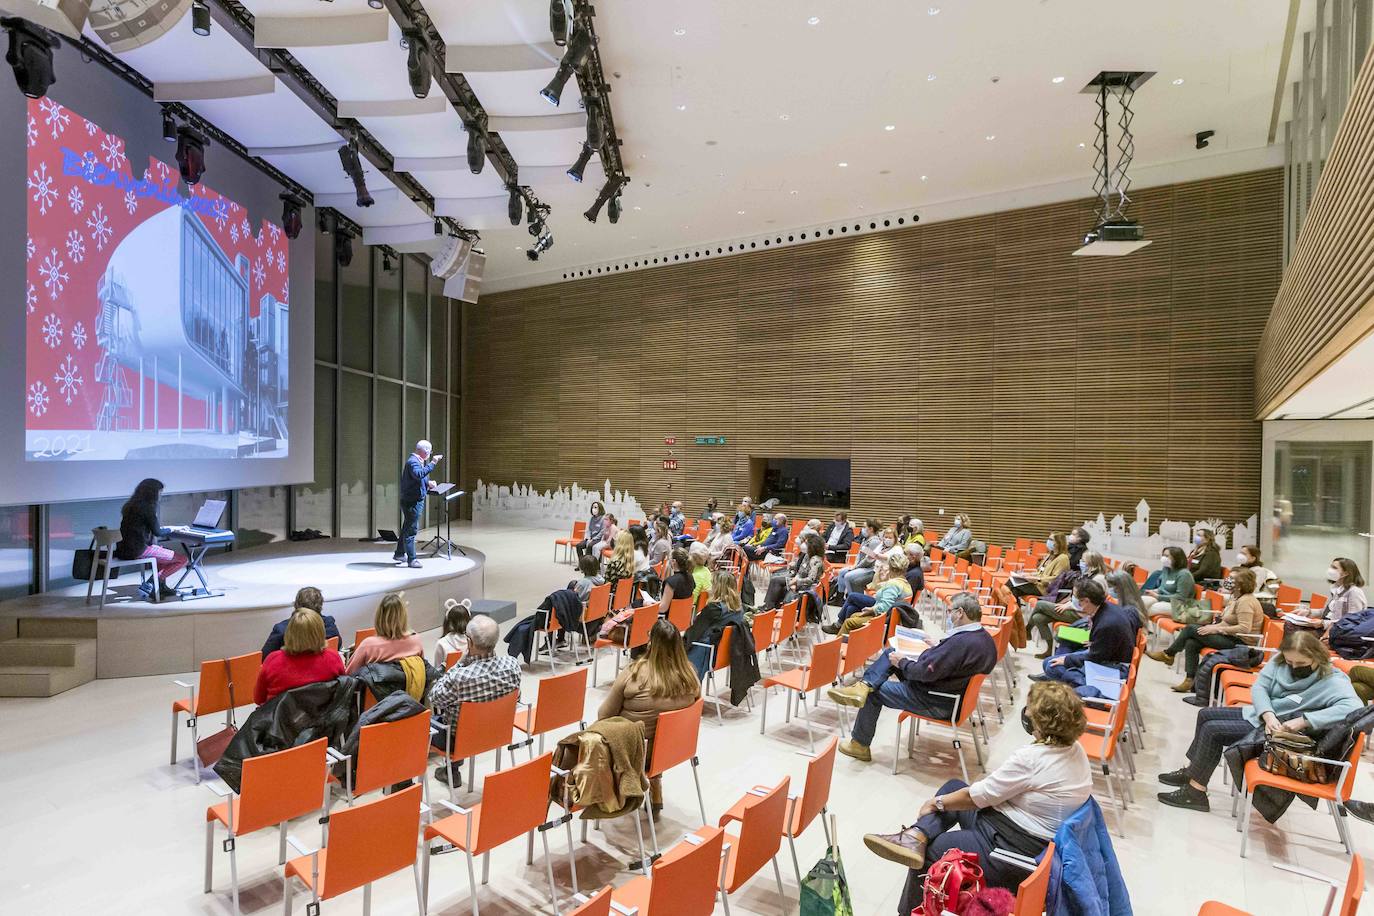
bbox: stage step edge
[0,637,97,697]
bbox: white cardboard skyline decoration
[472,478,647,531]
[1079,500,1257,563]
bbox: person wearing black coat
[261,586,341,658]
[114,477,186,599]
[822,513,855,562]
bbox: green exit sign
[694,436,727,445]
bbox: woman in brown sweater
[1147,567,1265,692]
[597,619,699,818]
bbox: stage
[0,537,486,680]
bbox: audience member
[1106,569,1149,630]
[823,512,855,562]
[1079,550,1109,587]
[656,548,695,614]
[898,516,926,548]
[433,598,472,668]
[429,615,522,785]
[254,609,346,704]
[936,514,972,557]
[835,520,887,599]
[1139,547,1196,618]
[598,619,700,818]
[762,531,825,611]
[575,500,608,560]
[1011,532,1068,598]
[648,519,672,569]
[1316,558,1368,630]
[904,543,926,596]
[1066,526,1091,570]
[115,477,186,600]
[1156,630,1362,811]
[667,501,687,539]
[1033,579,1134,696]
[1025,550,1108,658]
[703,515,733,559]
[345,593,425,674]
[1147,567,1264,692]
[688,542,713,602]
[831,591,997,761]
[1224,545,1274,595]
[603,531,636,587]
[261,586,340,658]
[825,547,912,636]
[864,682,1091,904]
[570,553,606,603]
[1188,529,1223,582]
[630,524,652,574]
[730,501,756,543]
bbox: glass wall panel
[340,249,372,372]
[450,296,462,394]
[237,486,286,550]
[0,506,33,599]
[295,364,335,535]
[1272,439,1371,593]
[338,371,373,537]
[405,386,427,526]
[430,289,448,391]
[374,380,403,535]
[404,258,427,386]
[376,252,402,381]
[315,229,336,364]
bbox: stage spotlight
[3,17,59,100]
[334,230,354,267]
[280,193,304,240]
[338,140,374,207]
[607,191,622,224]
[526,229,554,260]
[584,98,603,148]
[161,108,176,141]
[507,186,523,226]
[466,125,486,174]
[382,252,395,272]
[567,141,593,182]
[434,218,442,235]
[191,0,211,36]
[583,176,623,223]
[175,126,207,185]
[318,210,330,233]
[403,30,429,99]
[539,25,593,106]
[549,0,568,45]
[368,0,384,8]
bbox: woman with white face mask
[1139,546,1196,620]
[1010,533,1069,601]
[1223,545,1275,596]
[1306,558,1368,630]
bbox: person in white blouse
[864,681,1093,901]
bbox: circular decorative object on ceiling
[89,0,191,53]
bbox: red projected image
[24,98,290,462]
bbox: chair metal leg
[799,691,816,753]
[278,822,288,865]
[482,850,490,885]
[229,835,240,916]
[952,731,970,784]
[760,685,770,736]
[644,797,661,856]
[772,855,786,909]
[633,806,650,873]
[204,821,214,893]
[787,834,803,891]
[541,828,561,915]
[282,876,293,915]
[171,710,181,766]
[421,840,433,912]
[564,814,580,895]
[691,758,708,826]
[465,848,480,916]
[892,720,903,775]
[363,882,372,916]
[413,859,426,916]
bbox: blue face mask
[1078,561,1088,573]
[1070,596,1082,612]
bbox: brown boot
[1034,647,1053,660]
[864,826,928,869]
[1146,649,1175,665]
[838,739,872,762]
[1172,677,1194,693]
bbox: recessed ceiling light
[1078,142,1086,148]
[673,27,686,35]
[789,190,798,195]
[675,104,687,111]
[928,6,940,14]
[737,210,745,214]
[926,73,937,81]
[515,246,523,250]
[837,161,848,167]
[884,124,896,131]
[779,113,790,120]
[807,16,821,25]
[1172,78,1184,85]
[1052,76,1065,84]
[920,174,928,181]
[985,134,996,140]
[633,205,642,211]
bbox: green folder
[1056,625,1090,645]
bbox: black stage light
[280,193,304,240]
[584,97,603,148]
[507,186,522,225]
[567,141,593,182]
[539,25,593,106]
[382,252,395,271]
[161,107,176,141]
[549,0,568,46]
[334,230,354,267]
[318,210,330,233]
[434,218,443,235]
[528,218,544,237]
[175,126,207,185]
[1195,129,1215,150]
[404,30,429,99]
[338,140,374,207]
[583,176,622,223]
[526,249,540,261]
[191,0,211,36]
[466,125,486,174]
[3,17,59,100]
[607,191,622,224]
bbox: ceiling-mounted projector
[1073,220,1152,257]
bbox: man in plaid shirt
[430,615,521,784]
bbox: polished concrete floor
[1,521,1368,915]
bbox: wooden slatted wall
[1257,46,1374,416]
[463,169,1282,545]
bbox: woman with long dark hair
[115,478,187,600]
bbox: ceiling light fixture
[2,17,58,99]
[920,175,928,181]
[161,107,177,142]
[334,229,354,267]
[584,176,626,222]
[567,141,593,182]
[985,134,996,140]
[191,0,211,36]
[540,25,594,106]
[1172,78,1184,85]
[175,125,207,185]
[837,161,848,167]
[807,16,820,25]
[884,124,895,131]
[507,185,523,225]
[337,138,373,207]
[673,27,686,35]
[465,120,487,174]
[403,30,430,99]
[737,209,745,214]
[368,0,383,9]
[584,97,604,148]
[607,191,622,223]
[675,104,686,111]
[926,73,936,81]
[928,6,940,14]
[279,193,304,240]
[548,0,568,45]
[1052,76,1065,84]
[779,113,789,120]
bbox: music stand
[424,486,466,558]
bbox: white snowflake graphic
[84,118,99,136]
[26,235,34,262]
[28,161,57,215]
[38,249,68,300]
[65,229,86,264]
[267,222,281,242]
[26,114,36,148]
[239,218,250,238]
[53,355,83,406]
[277,250,288,272]
[26,283,37,315]
[229,222,239,243]
[27,381,49,417]
[71,321,87,350]
[281,277,290,302]
[123,190,137,215]
[79,151,99,181]
[67,186,84,214]
[252,257,266,287]
[87,204,112,251]
[155,159,170,181]
[101,135,127,171]
[38,97,69,139]
[255,230,264,248]
[212,199,229,229]
[41,313,63,349]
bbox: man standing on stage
[395,439,443,568]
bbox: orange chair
[172,652,262,782]
[331,709,432,807]
[610,580,637,616]
[592,603,657,688]
[326,636,340,653]
[556,520,587,563]
[666,596,694,632]
[610,826,727,916]
[423,752,572,915]
[431,691,521,800]
[1197,855,1363,915]
[514,666,588,756]
[894,673,988,782]
[351,627,376,652]
[773,599,801,662]
[696,626,743,724]
[205,738,330,916]
[643,699,709,854]
[573,582,614,662]
[685,778,790,911]
[566,885,615,916]
[1240,733,1366,857]
[1274,583,1302,614]
[1078,679,1135,837]
[751,609,779,672]
[759,637,843,752]
[832,619,885,732]
[444,648,463,669]
[282,783,423,914]
[987,842,1054,916]
[723,736,838,887]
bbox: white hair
[466,614,499,651]
[416,439,432,455]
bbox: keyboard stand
[166,528,234,600]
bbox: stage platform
[0,538,487,680]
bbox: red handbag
[914,849,986,916]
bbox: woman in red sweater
[255,609,346,704]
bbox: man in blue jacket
[393,439,442,568]
[743,512,789,560]
[730,499,756,543]
[1034,579,1134,697]
[831,592,999,761]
